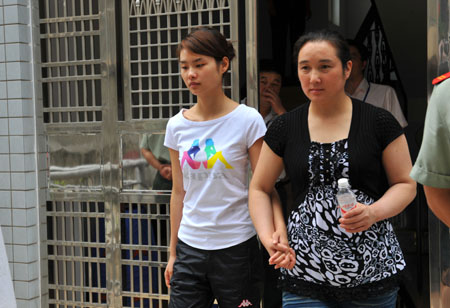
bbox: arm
[340,135,417,232]
[423,186,450,228]
[164,149,185,288]
[249,141,294,268]
[141,148,172,180]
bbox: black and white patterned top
[279,138,405,299]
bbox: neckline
[179,104,243,126]
[304,99,357,144]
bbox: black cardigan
[265,99,404,210]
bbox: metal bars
[124,0,234,121]
[47,200,108,307]
[39,0,103,124]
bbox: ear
[220,56,230,74]
[362,60,368,71]
[344,60,352,80]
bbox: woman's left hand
[339,203,377,233]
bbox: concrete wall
[0,0,47,306]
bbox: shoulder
[432,72,450,85]
[166,109,185,129]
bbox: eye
[196,63,204,68]
[180,66,188,70]
[320,65,331,70]
[299,66,310,72]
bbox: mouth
[190,82,200,87]
[309,88,324,94]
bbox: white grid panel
[39,0,103,124]
[127,0,232,120]
[47,200,108,307]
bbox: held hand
[164,255,176,288]
[268,231,296,270]
[339,203,376,233]
[159,164,172,181]
[269,247,296,270]
[262,88,286,115]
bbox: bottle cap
[338,178,350,188]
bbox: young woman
[249,30,417,307]
[163,26,289,308]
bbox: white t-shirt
[349,78,408,128]
[164,104,266,250]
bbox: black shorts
[169,236,263,308]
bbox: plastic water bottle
[336,178,357,216]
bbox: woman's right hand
[164,255,176,288]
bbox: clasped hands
[265,230,296,270]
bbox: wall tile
[10,171,24,189]
[9,135,24,153]
[7,80,33,99]
[10,153,24,171]
[0,153,10,171]
[12,190,25,208]
[6,62,32,80]
[0,117,8,134]
[12,208,26,226]
[13,243,38,263]
[1,225,12,243]
[0,62,6,81]
[0,81,6,99]
[0,136,9,153]
[0,26,4,43]
[4,24,30,44]
[0,190,11,207]
[0,171,10,188]
[0,208,12,225]
[12,226,27,244]
[5,43,30,62]
[4,5,30,25]
[0,7,3,25]
[4,0,29,5]
[0,100,7,117]
[8,99,33,117]
[0,44,5,61]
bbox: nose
[188,68,197,79]
[310,69,321,83]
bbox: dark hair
[292,29,351,70]
[346,39,369,61]
[259,59,282,76]
[177,26,235,65]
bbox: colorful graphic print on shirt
[181,138,233,170]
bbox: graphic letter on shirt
[181,138,233,169]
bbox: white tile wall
[4,5,29,25]
[2,2,47,306]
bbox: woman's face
[179,48,228,96]
[297,41,351,103]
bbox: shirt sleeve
[375,107,404,150]
[245,107,267,148]
[411,82,450,188]
[384,87,408,128]
[264,114,287,157]
[163,116,178,151]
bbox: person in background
[249,29,416,307]
[345,39,408,128]
[163,26,293,308]
[258,59,287,127]
[140,133,172,190]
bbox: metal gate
[39,0,239,307]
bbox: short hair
[259,59,282,76]
[176,26,235,64]
[292,29,351,70]
[346,39,369,61]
